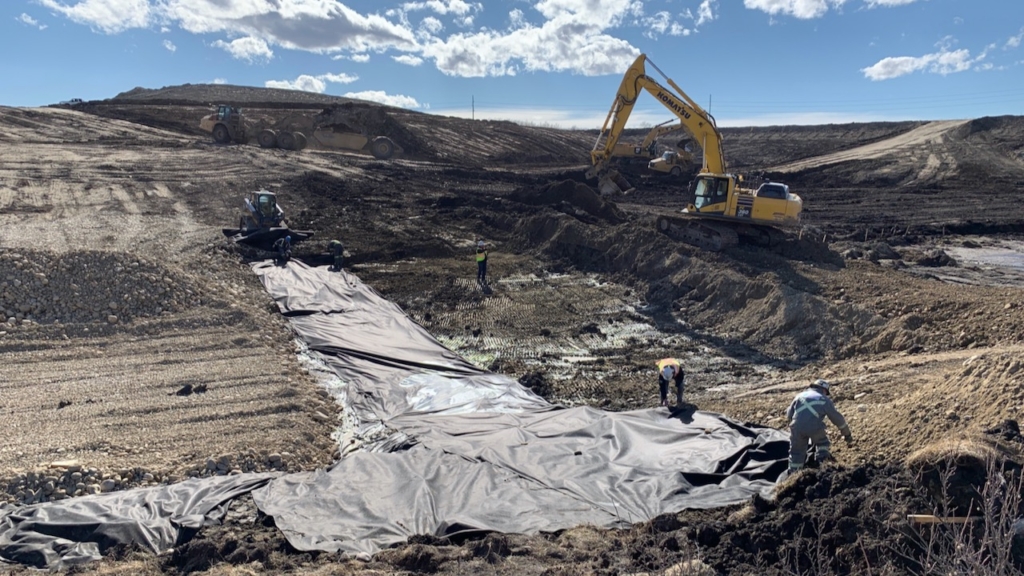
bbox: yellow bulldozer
[199,104,397,159]
[588,54,803,251]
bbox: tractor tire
[370,136,396,160]
[257,129,278,149]
[213,124,231,144]
[670,166,682,177]
[278,131,297,151]
[294,132,308,151]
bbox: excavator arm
[589,54,725,180]
[637,119,688,153]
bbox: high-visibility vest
[476,249,487,262]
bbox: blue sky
[2,0,1021,127]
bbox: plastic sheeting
[0,474,276,568]
[0,261,789,569]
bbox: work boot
[660,398,668,407]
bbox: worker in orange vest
[656,357,685,407]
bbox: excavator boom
[591,54,725,178]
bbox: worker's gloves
[843,432,854,445]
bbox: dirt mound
[111,84,361,107]
[1,249,198,328]
[509,180,626,225]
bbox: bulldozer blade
[228,227,315,252]
[222,227,241,237]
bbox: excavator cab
[691,176,731,211]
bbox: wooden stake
[907,514,981,525]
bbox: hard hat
[285,235,292,242]
[662,366,675,380]
[812,378,830,393]
[477,240,485,248]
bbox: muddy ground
[2,87,1024,574]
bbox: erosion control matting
[0,261,789,569]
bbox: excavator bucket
[597,171,636,196]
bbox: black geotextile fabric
[0,260,790,568]
[248,262,789,553]
[0,474,277,568]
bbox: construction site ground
[1,89,1024,575]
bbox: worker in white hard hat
[785,379,852,473]
[475,240,488,286]
[655,357,685,408]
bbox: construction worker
[273,235,292,266]
[785,379,853,473]
[328,239,344,271]
[656,357,685,407]
[475,240,488,285]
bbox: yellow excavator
[588,54,803,251]
[610,119,693,166]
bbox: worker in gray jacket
[785,379,852,473]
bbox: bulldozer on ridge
[199,105,309,151]
[199,104,398,159]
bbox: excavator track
[656,215,739,252]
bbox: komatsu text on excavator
[588,54,803,251]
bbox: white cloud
[419,0,642,77]
[1007,28,1024,49]
[695,0,717,26]
[211,78,227,84]
[212,37,273,62]
[393,54,425,66]
[162,39,176,52]
[320,72,359,84]
[265,72,359,93]
[671,23,691,36]
[861,48,978,80]
[508,9,526,30]
[159,0,419,55]
[421,16,444,34]
[38,0,149,33]
[17,13,47,29]
[43,0,646,79]
[266,75,327,93]
[743,0,847,19]
[343,90,421,108]
[401,1,481,16]
[952,16,963,25]
[641,11,671,38]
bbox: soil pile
[1,249,198,328]
[509,180,626,225]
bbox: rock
[854,392,868,400]
[664,559,716,576]
[107,315,118,324]
[99,479,117,492]
[268,453,282,463]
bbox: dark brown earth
[2,84,1024,575]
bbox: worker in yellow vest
[475,240,488,286]
[656,357,685,407]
